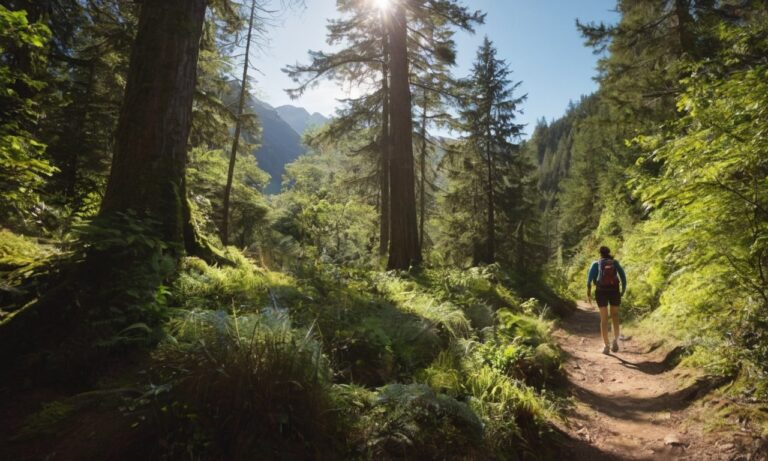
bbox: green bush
[142,309,341,460]
[357,384,484,460]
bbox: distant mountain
[247,98,306,194]
[275,105,330,135]
[222,82,330,194]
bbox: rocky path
[552,301,740,460]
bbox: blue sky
[250,0,619,137]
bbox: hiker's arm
[586,262,598,301]
[616,261,627,295]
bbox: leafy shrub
[357,384,484,460]
[374,272,472,339]
[16,401,75,439]
[0,228,54,271]
[465,365,553,458]
[0,229,59,313]
[142,309,341,460]
[497,309,552,348]
[172,255,271,312]
[418,349,465,397]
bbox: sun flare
[372,0,392,11]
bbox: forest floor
[552,301,763,461]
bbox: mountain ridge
[275,104,330,136]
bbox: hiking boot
[602,344,610,355]
[611,339,619,352]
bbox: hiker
[586,246,627,354]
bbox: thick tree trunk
[0,0,210,376]
[386,1,421,270]
[100,0,206,247]
[222,0,257,246]
[379,33,391,256]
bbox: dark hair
[599,246,612,259]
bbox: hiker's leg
[599,307,610,346]
[610,305,620,341]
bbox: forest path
[551,301,730,461]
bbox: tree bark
[418,94,428,251]
[386,1,421,270]
[100,0,207,248]
[222,0,257,247]
[0,0,211,375]
[379,32,391,257]
[485,133,495,264]
[674,0,696,57]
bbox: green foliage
[187,147,269,248]
[16,401,75,439]
[142,308,339,459]
[0,228,54,271]
[73,212,177,346]
[172,255,272,312]
[416,324,561,459]
[0,6,56,223]
[272,143,378,267]
[436,38,537,269]
[624,10,768,388]
[0,229,62,322]
[357,383,484,460]
[374,272,472,339]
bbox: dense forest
[1,0,767,460]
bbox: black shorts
[595,289,621,308]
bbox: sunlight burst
[372,0,392,12]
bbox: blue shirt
[587,259,627,292]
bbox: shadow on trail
[569,365,731,419]
[557,305,601,336]
[614,356,668,375]
[554,427,625,461]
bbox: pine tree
[285,0,391,255]
[286,0,481,268]
[387,0,483,269]
[454,37,526,265]
[577,0,722,123]
[386,0,420,269]
[409,12,461,252]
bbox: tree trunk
[485,137,495,264]
[674,0,696,57]
[64,61,96,201]
[0,0,211,374]
[386,1,421,270]
[517,220,525,269]
[418,94,428,251]
[379,33,391,256]
[100,0,207,248]
[222,0,257,246]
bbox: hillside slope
[275,104,329,135]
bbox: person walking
[586,246,627,354]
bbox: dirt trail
[552,301,733,461]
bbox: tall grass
[146,308,340,460]
[374,273,472,339]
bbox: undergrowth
[10,247,567,460]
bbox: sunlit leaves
[0,6,56,221]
